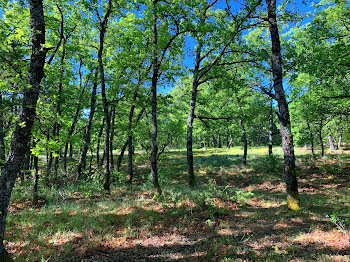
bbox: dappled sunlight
[294,229,350,251]
[5,148,350,261]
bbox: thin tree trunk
[63,62,87,171]
[117,108,145,173]
[76,70,98,179]
[0,0,46,256]
[32,140,39,204]
[127,85,140,183]
[88,147,94,176]
[337,130,342,150]
[98,0,112,192]
[268,97,273,155]
[237,97,247,165]
[150,1,161,194]
[217,134,222,148]
[117,140,128,172]
[53,32,66,180]
[319,121,324,157]
[266,0,299,210]
[187,44,202,188]
[110,106,116,170]
[96,119,105,169]
[69,143,73,158]
[307,122,315,159]
[239,118,247,165]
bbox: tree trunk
[76,70,98,180]
[0,95,5,165]
[117,140,128,172]
[127,89,138,183]
[268,97,273,155]
[150,1,161,194]
[32,141,39,204]
[53,33,66,180]
[237,97,247,165]
[98,0,112,192]
[307,122,315,159]
[20,148,31,181]
[110,106,116,170]
[337,130,342,150]
[69,143,73,158]
[217,134,222,148]
[0,0,46,256]
[96,118,105,169]
[328,133,335,151]
[186,43,202,188]
[327,126,335,151]
[63,65,87,171]
[319,121,324,157]
[117,108,144,173]
[239,118,247,165]
[266,0,299,210]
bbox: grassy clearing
[5,147,350,261]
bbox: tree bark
[110,106,116,170]
[266,0,299,210]
[150,0,161,194]
[0,95,5,165]
[98,0,112,192]
[96,118,105,169]
[76,70,98,179]
[0,0,46,256]
[186,44,202,188]
[268,97,273,155]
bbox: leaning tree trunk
[266,0,299,210]
[0,0,46,257]
[117,140,128,172]
[76,70,98,180]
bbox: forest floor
[5,147,350,261]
